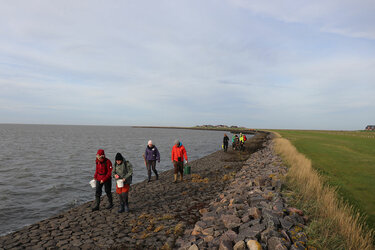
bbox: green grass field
[274,130,375,230]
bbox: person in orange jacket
[171,140,188,182]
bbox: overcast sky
[1,0,374,129]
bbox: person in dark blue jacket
[144,140,160,182]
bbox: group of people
[222,133,247,152]
[92,139,188,213]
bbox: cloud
[0,1,374,129]
[229,0,375,40]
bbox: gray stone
[260,227,281,243]
[219,239,233,250]
[221,214,241,229]
[188,244,199,250]
[233,240,245,250]
[279,217,294,230]
[248,207,261,219]
[268,237,287,250]
[202,227,214,236]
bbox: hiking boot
[106,193,113,209]
[124,205,129,212]
[92,197,100,211]
[118,205,124,213]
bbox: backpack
[243,135,247,141]
[124,160,133,185]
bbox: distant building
[365,125,375,131]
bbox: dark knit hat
[115,153,123,161]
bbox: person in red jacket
[171,140,188,183]
[92,149,113,211]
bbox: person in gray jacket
[113,153,133,213]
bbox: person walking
[92,149,113,211]
[239,133,245,151]
[113,153,133,213]
[223,134,229,152]
[171,140,188,183]
[144,140,160,182]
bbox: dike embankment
[0,133,266,249]
[0,132,310,250]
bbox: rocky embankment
[0,133,268,250]
[175,140,310,250]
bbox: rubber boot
[173,174,177,183]
[123,192,129,212]
[106,193,113,209]
[92,196,100,211]
[155,171,159,180]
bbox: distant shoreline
[132,125,258,134]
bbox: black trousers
[95,179,112,198]
[146,160,158,180]
[223,142,228,152]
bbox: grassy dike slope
[274,130,375,229]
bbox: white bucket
[89,179,96,188]
[116,179,124,188]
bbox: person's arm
[112,164,117,178]
[171,147,174,162]
[145,148,149,160]
[156,147,160,162]
[102,160,113,182]
[122,161,133,181]
[94,162,98,180]
[182,146,188,163]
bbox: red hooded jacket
[171,143,188,162]
[94,149,113,182]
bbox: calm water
[0,124,238,236]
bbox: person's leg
[146,160,152,182]
[173,161,178,182]
[118,191,124,213]
[151,160,158,180]
[122,192,129,212]
[179,162,184,181]
[92,180,103,211]
[104,180,113,209]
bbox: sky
[1,0,375,130]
